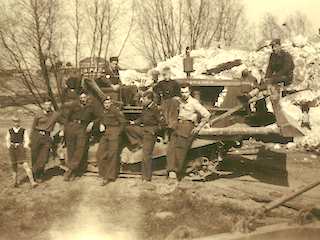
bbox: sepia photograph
[0,0,319,239]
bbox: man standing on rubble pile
[265,38,295,95]
[96,96,126,186]
[167,82,210,181]
[63,93,98,181]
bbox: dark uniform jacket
[134,102,164,135]
[64,102,97,127]
[98,104,126,139]
[153,79,180,102]
[102,68,121,86]
[265,49,295,86]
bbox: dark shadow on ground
[217,146,289,186]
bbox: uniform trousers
[97,127,122,181]
[64,122,89,175]
[166,121,194,178]
[30,130,51,178]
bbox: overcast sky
[121,0,320,68]
[245,0,320,28]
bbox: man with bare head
[153,66,180,142]
[167,82,210,181]
[63,92,98,181]
[30,101,60,183]
[154,66,180,103]
[105,56,121,100]
[6,116,38,188]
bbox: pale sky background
[122,0,320,68]
[244,0,320,28]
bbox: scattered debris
[185,157,232,181]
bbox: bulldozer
[60,52,306,181]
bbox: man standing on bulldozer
[153,66,180,142]
[105,56,122,101]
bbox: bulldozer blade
[270,94,305,137]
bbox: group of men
[7,64,211,188]
[6,37,297,188]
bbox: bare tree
[260,12,284,41]
[86,0,121,64]
[0,0,65,110]
[135,0,185,66]
[69,0,82,68]
[284,11,311,37]
[117,0,136,58]
[135,0,246,66]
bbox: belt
[38,130,49,136]
[10,143,22,147]
[178,119,194,124]
[71,119,84,124]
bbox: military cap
[109,56,119,62]
[270,38,281,46]
[162,66,171,72]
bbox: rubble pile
[120,35,320,90]
[151,35,320,86]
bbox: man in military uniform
[63,93,97,181]
[30,101,60,182]
[153,66,180,142]
[265,38,295,91]
[167,82,210,181]
[61,76,82,103]
[105,56,121,100]
[96,96,126,186]
[126,91,164,182]
[153,66,180,104]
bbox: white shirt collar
[12,127,21,132]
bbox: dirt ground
[0,118,320,240]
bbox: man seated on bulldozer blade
[239,38,304,137]
[264,38,295,96]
